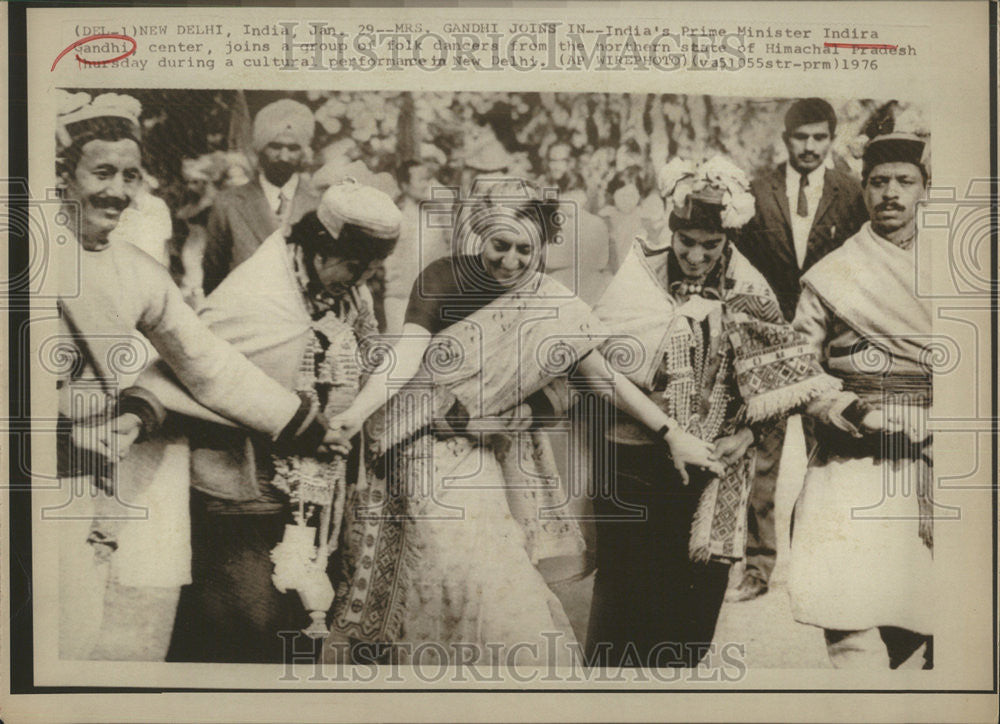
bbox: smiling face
[783,120,833,175]
[311,252,378,297]
[480,221,542,286]
[63,138,142,250]
[671,227,727,280]
[863,161,926,238]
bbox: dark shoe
[725,576,768,603]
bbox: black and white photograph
[48,87,937,670]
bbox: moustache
[875,202,906,212]
[90,196,130,212]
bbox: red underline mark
[823,42,899,50]
[51,34,138,71]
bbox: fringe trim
[744,375,842,423]
[688,477,720,563]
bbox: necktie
[797,173,809,217]
[276,191,289,221]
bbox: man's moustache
[91,197,130,211]
[876,202,906,212]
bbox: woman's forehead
[488,224,536,242]
[676,228,726,243]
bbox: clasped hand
[663,426,753,486]
[322,403,535,457]
[860,409,930,446]
[71,412,143,462]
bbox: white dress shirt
[259,172,299,217]
[784,164,825,268]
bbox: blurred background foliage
[72,89,908,213]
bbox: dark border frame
[6,0,998,697]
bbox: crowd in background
[54,87,935,672]
[92,89,920,312]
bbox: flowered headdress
[656,155,756,233]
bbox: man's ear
[57,165,73,190]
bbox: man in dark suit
[730,98,868,602]
[202,99,320,295]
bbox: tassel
[744,375,841,423]
[688,476,719,562]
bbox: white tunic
[789,224,935,634]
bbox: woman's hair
[289,211,398,266]
[465,177,562,248]
[469,198,561,247]
[668,198,740,243]
[59,117,143,177]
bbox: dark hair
[669,205,740,243]
[60,117,142,176]
[289,211,398,266]
[784,98,837,136]
[469,199,560,247]
[606,166,649,201]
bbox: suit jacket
[201,176,319,295]
[736,164,867,321]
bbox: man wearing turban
[202,98,320,294]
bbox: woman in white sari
[326,179,721,666]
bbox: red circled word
[50,34,137,72]
[823,42,899,50]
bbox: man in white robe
[790,130,936,669]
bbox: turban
[252,99,315,152]
[56,91,142,150]
[317,180,402,241]
[784,97,837,135]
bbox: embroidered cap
[862,132,929,180]
[860,103,930,180]
[317,180,402,240]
